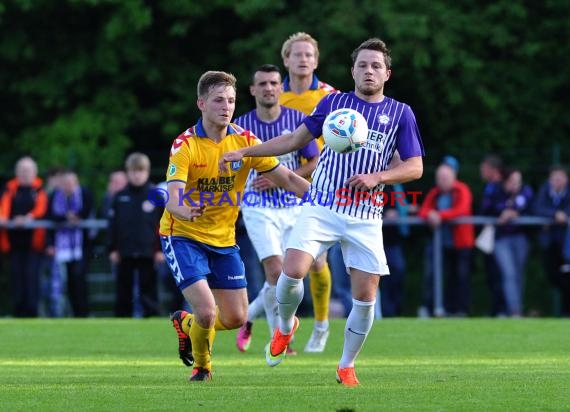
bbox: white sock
[314,320,329,331]
[276,273,304,334]
[339,299,375,368]
[263,284,278,336]
[247,283,267,321]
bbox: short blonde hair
[125,152,150,172]
[197,71,237,98]
[281,32,319,61]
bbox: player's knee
[193,307,216,328]
[220,312,247,329]
[262,256,283,284]
[266,268,281,284]
[310,252,328,271]
[282,261,310,279]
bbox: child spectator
[108,153,163,317]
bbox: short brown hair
[281,32,319,61]
[351,38,392,69]
[197,71,237,98]
[125,152,150,172]
[252,64,282,85]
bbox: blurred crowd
[1,153,569,318]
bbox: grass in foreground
[0,318,568,411]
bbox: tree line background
[1,0,568,192]
[0,0,568,315]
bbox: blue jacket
[533,182,570,248]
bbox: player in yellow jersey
[280,32,337,352]
[161,71,310,381]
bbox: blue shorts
[160,235,246,291]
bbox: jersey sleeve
[302,94,332,139]
[298,139,319,159]
[396,105,425,160]
[166,136,191,182]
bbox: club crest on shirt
[230,160,243,171]
[378,114,390,125]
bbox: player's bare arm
[263,165,311,198]
[346,155,423,190]
[387,150,402,169]
[294,155,318,179]
[220,124,314,170]
[165,180,206,221]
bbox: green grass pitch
[0,318,568,411]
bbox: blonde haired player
[163,71,309,381]
[279,32,337,352]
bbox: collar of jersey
[283,74,319,92]
[195,117,237,137]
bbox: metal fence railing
[1,216,557,316]
[383,216,553,315]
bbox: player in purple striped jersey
[222,38,425,386]
[233,64,319,353]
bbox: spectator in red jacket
[417,158,475,317]
[0,156,48,317]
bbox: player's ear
[249,85,255,96]
[197,97,205,111]
[350,66,355,80]
[385,69,392,81]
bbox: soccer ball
[322,108,368,154]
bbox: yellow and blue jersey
[280,74,336,151]
[159,119,280,247]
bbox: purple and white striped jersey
[234,106,319,208]
[304,91,425,219]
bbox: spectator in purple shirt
[486,168,533,317]
[533,165,570,316]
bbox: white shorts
[286,204,389,275]
[241,206,302,261]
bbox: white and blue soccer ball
[322,108,368,154]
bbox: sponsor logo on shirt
[230,160,243,171]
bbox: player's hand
[219,150,244,173]
[345,174,379,190]
[185,204,206,222]
[252,175,276,191]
